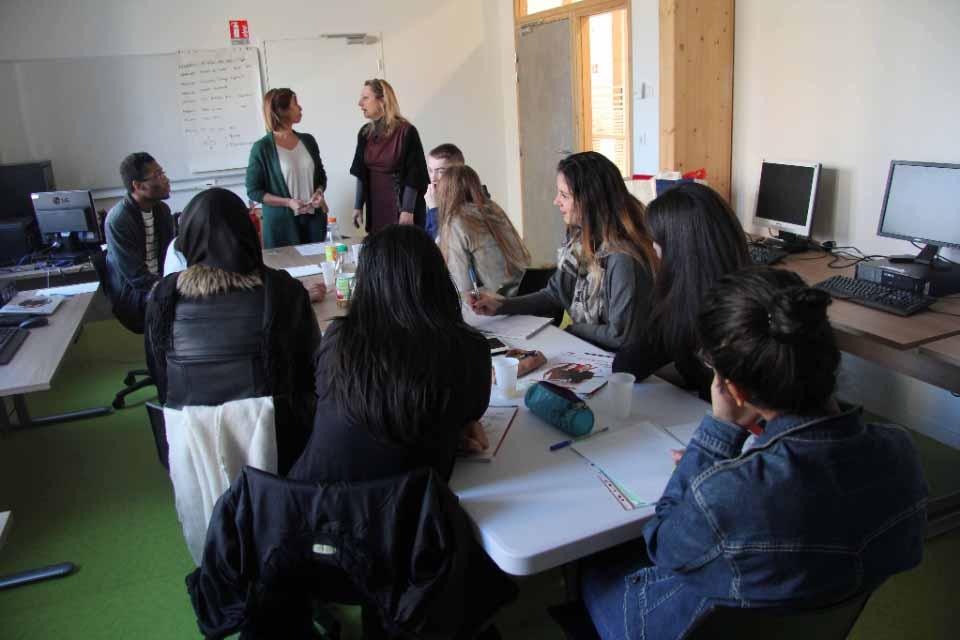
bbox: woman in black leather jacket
[145,188,318,473]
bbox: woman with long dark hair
[437,164,530,296]
[470,151,658,351]
[580,267,928,640]
[289,224,490,483]
[613,182,750,397]
[350,79,429,233]
[246,88,329,249]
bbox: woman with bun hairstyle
[246,88,329,249]
[580,267,928,640]
[612,182,749,398]
[436,164,530,297]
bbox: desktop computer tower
[0,216,41,265]
[856,258,960,297]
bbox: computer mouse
[19,317,48,329]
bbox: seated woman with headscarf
[146,188,319,474]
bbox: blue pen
[549,427,610,452]
[467,265,480,300]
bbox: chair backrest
[517,266,557,296]
[90,246,146,334]
[682,591,873,640]
[145,401,169,470]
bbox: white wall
[733,0,960,446]
[631,0,659,174]
[0,0,523,228]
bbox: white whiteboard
[6,47,263,191]
[177,48,264,173]
[264,36,382,237]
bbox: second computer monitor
[753,160,821,245]
[31,190,98,237]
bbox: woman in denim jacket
[581,267,928,640]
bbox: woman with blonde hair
[470,151,658,351]
[246,88,329,249]
[436,164,530,296]
[350,78,429,233]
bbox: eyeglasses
[141,169,166,182]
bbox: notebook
[0,292,65,315]
[458,406,518,462]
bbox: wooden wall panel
[659,0,734,201]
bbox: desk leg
[11,394,111,429]
[0,397,11,432]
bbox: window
[519,0,586,17]
[581,9,630,176]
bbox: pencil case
[524,381,594,437]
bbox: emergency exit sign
[229,20,250,45]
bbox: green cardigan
[246,131,328,248]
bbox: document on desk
[462,305,553,340]
[295,242,330,256]
[535,351,613,397]
[33,281,100,297]
[571,421,678,507]
[283,265,323,278]
[459,406,518,462]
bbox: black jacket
[187,466,517,639]
[145,267,319,472]
[104,195,175,330]
[349,122,430,231]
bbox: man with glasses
[104,152,175,329]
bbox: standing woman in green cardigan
[247,88,328,248]
[351,78,429,233]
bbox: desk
[779,252,960,392]
[0,290,111,429]
[261,245,350,330]
[449,325,708,576]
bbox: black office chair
[90,248,155,409]
[548,590,873,640]
[517,266,563,326]
[517,266,556,295]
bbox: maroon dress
[364,122,409,233]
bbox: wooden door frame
[515,0,632,175]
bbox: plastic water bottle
[325,214,341,244]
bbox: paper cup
[320,262,336,287]
[607,372,636,419]
[350,243,362,265]
[492,357,520,397]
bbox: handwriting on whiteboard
[177,47,264,173]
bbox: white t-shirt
[142,209,159,274]
[163,237,187,276]
[277,140,317,214]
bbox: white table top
[0,290,97,397]
[449,325,708,576]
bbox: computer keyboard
[749,244,789,266]
[0,326,28,365]
[814,275,936,317]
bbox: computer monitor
[752,159,821,250]
[0,161,55,221]
[31,190,99,259]
[877,160,960,265]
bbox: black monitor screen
[0,161,55,220]
[755,162,817,228]
[878,162,960,249]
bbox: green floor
[0,319,958,639]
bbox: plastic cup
[350,244,362,265]
[492,357,520,397]
[607,372,636,419]
[320,262,336,287]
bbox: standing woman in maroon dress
[350,79,429,233]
